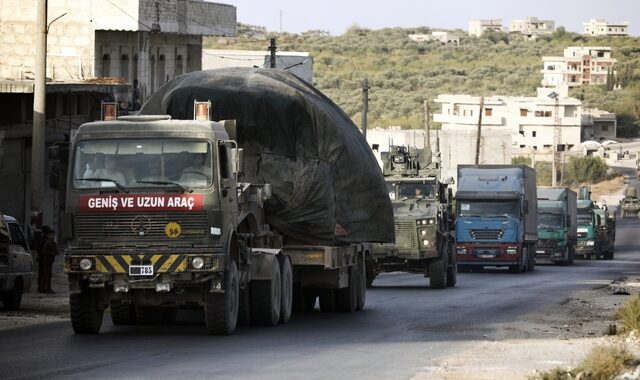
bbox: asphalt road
[1,215,639,380]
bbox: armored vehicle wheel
[70,287,104,334]
[319,290,336,313]
[110,301,136,325]
[336,265,358,313]
[277,255,293,324]
[428,246,448,289]
[2,277,23,310]
[205,261,239,335]
[446,241,457,287]
[356,255,366,311]
[250,257,281,326]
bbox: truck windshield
[577,212,593,226]
[72,139,213,189]
[538,213,562,228]
[397,183,436,200]
[458,201,518,218]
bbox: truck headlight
[418,219,427,225]
[586,241,595,246]
[422,239,429,246]
[420,229,427,236]
[506,249,517,255]
[456,248,467,255]
[79,258,94,271]
[191,256,205,270]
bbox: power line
[107,0,154,31]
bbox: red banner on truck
[79,194,204,212]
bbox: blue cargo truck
[455,165,538,273]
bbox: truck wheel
[110,301,136,325]
[2,277,23,310]
[237,287,251,326]
[70,287,104,334]
[250,258,281,326]
[336,265,358,313]
[446,241,457,287]
[277,255,293,324]
[428,247,448,289]
[526,247,535,272]
[568,246,575,265]
[365,255,376,288]
[356,255,366,311]
[205,261,239,335]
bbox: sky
[222,0,640,36]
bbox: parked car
[0,214,33,309]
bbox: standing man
[38,228,58,294]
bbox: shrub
[564,156,608,184]
[616,294,640,334]
[535,344,637,380]
[511,156,531,165]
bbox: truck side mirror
[230,147,244,175]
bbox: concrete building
[583,19,629,36]
[0,0,236,226]
[541,46,616,87]
[202,49,313,84]
[468,19,503,37]
[433,86,582,154]
[408,31,461,45]
[581,108,617,141]
[509,17,555,39]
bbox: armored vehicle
[369,144,456,289]
[620,186,640,218]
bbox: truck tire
[70,287,104,334]
[2,277,23,310]
[237,288,251,326]
[250,258,281,326]
[365,255,376,288]
[110,301,136,325]
[428,245,448,289]
[568,246,575,265]
[205,261,239,335]
[277,255,293,324]
[336,265,358,313]
[526,246,535,272]
[446,241,457,287]
[356,255,366,311]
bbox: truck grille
[470,229,503,240]
[394,221,417,248]
[577,232,587,239]
[537,239,558,248]
[75,212,208,240]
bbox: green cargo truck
[536,188,577,265]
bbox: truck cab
[0,214,33,310]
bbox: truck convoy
[49,68,394,335]
[455,165,538,273]
[369,144,456,289]
[575,187,615,260]
[535,188,577,265]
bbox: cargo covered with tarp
[139,68,394,245]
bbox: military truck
[455,165,538,273]
[0,214,33,310]
[369,144,456,289]
[575,187,615,260]
[620,186,640,218]
[48,69,394,335]
[536,188,577,265]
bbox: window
[175,54,183,76]
[158,55,166,85]
[532,131,537,137]
[535,111,544,117]
[485,108,492,117]
[120,54,129,80]
[520,109,528,117]
[544,111,552,117]
[101,54,111,77]
[601,125,609,131]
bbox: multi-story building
[581,108,617,141]
[583,19,629,36]
[468,19,503,37]
[541,46,616,87]
[509,17,555,39]
[202,49,313,84]
[433,86,582,153]
[0,0,236,225]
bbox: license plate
[129,265,154,276]
[536,250,544,254]
[479,254,494,259]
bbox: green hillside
[205,25,640,136]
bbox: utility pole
[423,99,430,151]
[549,92,561,187]
[475,96,484,165]
[362,78,369,140]
[31,0,48,226]
[268,38,277,68]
